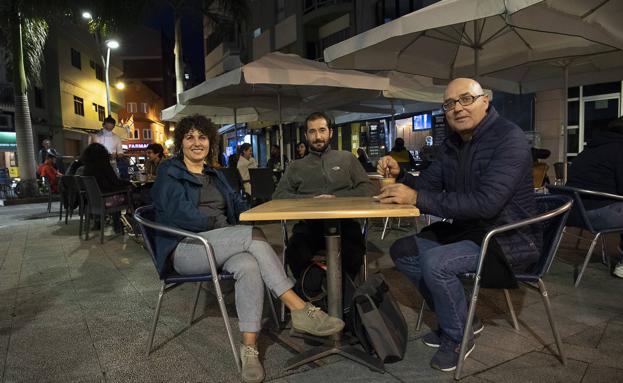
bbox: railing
[303,0,349,14]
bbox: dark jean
[390,235,480,343]
[586,202,623,258]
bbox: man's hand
[314,194,336,198]
[377,155,400,178]
[376,183,417,205]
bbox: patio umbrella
[324,0,623,181]
[179,52,391,166]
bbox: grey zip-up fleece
[273,147,376,199]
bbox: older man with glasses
[376,78,540,372]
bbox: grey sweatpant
[173,225,293,332]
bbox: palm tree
[0,1,145,197]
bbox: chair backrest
[133,205,168,278]
[81,176,105,212]
[553,162,565,183]
[527,194,573,277]
[217,167,242,193]
[59,175,76,206]
[547,185,594,232]
[249,168,275,201]
[532,163,549,188]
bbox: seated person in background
[567,116,623,278]
[236,143,258,196]
[81,143,132,233]
[266,144,289,171]
[356,148,376,172]
[377,78,540,372]
[150,115,344,383]
[273,112,376,283]
[38,154,62,193]
[389,137,417,170]
[144,143,165,178]
[294,141,308,160]
[228,144,240,169]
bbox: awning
[0,132,16,152]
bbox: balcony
[302,0,352,26]
[0,83,14,111]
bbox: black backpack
[352,274,408,363]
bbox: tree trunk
[174,15,184,101]
[12,14,39,197]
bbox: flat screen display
[412,113,432,131]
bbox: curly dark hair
[81,143,110,166]
[173,115,218,157]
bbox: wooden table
[239,197,419,371]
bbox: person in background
[81,143,131,233]
[38,154,62,193]
[295,141,308,160]
[150,115,344,383]
[145,143,165,178]
[356,148,376,172]
[389,137,418,170]
[90,116,123,158]
[228,144,241,169]
[237,143,258,196]
[38,139,52,164]
[567,116,623,278]
[267,144,289,171]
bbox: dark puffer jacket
[401,106,541,267]
[150,158,248,272]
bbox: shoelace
[242,345,259,358]
[306,305,322,318]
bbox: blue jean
[586,202,623,259]
[390,235,481,343]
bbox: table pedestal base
[286,342,385,372]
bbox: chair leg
[537,278,566,365]
[503,289,520,331]
[78,197,84,238]
[575,228,584,249]
[211,275,242,372]
[381,217,390,240]
[266,285,280,329]
[188,282,202,326]
[575,233,600,287]
[415,300,425,332]
[455,276,481,380]
[146,283,166,356]
[600,236,609,267]
[280,220,289,323]
[85,212,90,240]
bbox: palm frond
[21,18,48,87]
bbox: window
[127,102,137,113]
[73,96,84,116]
[94,63,104,82]
[92,103,106,121]
[71,48,81,69]
[34,87,44,109]
[133,129,140,140]
[143,129,152,140]
[139,102,148,113]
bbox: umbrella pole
[278,92,284,169]
[562,65,569,183]
[234,107,238,145]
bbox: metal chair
[217,167,242,194]
[134,206,279,370]
[547,185,623,287]
[413,195,572,379]
[249,168,275,206]
[58,175,79,224]
[81,176,133,243]
[74,176,88,238]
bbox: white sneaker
[614,262,623,279]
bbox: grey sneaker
[291,302,345,337]
[614,261,623,279]
[240,344,264,383]
[422,317,484,348]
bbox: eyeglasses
[442,94,485,112]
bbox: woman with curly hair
[150,115,344,383]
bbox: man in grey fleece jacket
[273,111,376,281]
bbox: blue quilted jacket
[150,158,248,272]
[401,106,541,267]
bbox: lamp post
[82,12,119,117]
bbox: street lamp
[104,39,119,117]
[82,11,120,118]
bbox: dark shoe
[422,317,484,348]
[430,334,475,372]
[291,302,345,337]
